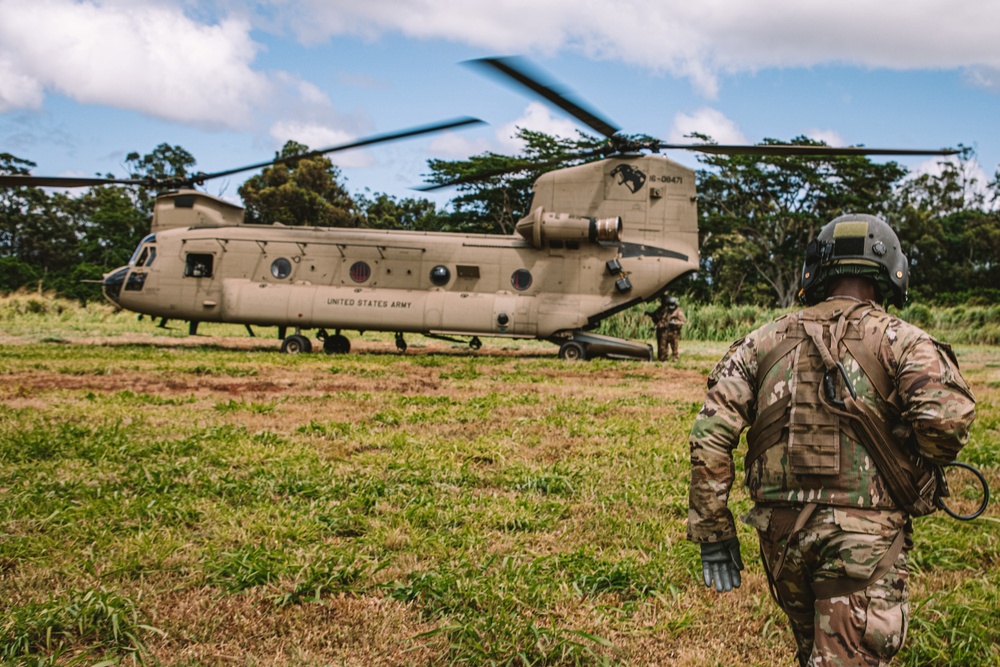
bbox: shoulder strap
[757,336,803,387]
[754,315,804,388]
[842,314,897,408]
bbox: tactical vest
[745,299,942,516]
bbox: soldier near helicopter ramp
[687,214,976,666]
[648,295,686,361]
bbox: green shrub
[600,301,1000,345]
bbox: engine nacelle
[515,207,621,248]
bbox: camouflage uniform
[653,303,686,361]
[688,296,975,666]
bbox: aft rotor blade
[468,57,620,139]
[199,116,485,182]
[662,143,959,157]
[0,175,150,188]
[418,147,606,191]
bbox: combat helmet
[799,213,909,308]
[666,296,679,309]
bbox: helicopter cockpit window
[128,234,156,265]
[133,245,156,268]
[184,253,214,278]
[511,269,533,291]
[430,265,450,286]
[125,272,146,292]
[271,258,292,280]
[350,261,372,283]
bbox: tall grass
[600,301,1000,345]
[4,290,997,344]
[599,303,785,342]
[899,303,1000,346]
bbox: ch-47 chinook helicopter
[0,57,957,360]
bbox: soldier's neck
[826,276,878,302]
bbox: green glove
[700,537,744,593]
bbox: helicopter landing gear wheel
[558,341,587,361]
[395,332,407,353]
[469,336,482,351]
[281,334,313,354]
[323,334,351,355]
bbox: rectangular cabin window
[184,253,214,278]
[566,240,581,250]
[456,265,480,279]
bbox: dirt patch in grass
[144,588,441,666]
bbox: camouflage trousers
[657,328,681,361]
[743,504,911,667]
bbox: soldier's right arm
[687,335,757,543]
[890,323,976,464]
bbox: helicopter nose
[102,266,129,304]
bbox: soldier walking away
[686,214,976,666]
[649,295,687,361]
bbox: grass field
[1,296,998,665]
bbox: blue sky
[1,0,998,208]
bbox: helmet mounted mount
[800,214,909,309]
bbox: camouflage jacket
[687,297,976,543]
[653,306,687,331]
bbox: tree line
[2,131,998,306]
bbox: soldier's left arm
[687,335,756,543]
[892,326,977,464]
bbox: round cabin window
[271,258,292,279]
[511,269,533,291]
[430,265,451,286]
[350,261,372,283]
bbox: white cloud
[0,56,45,111]
[908,153,997,210]
[669,108,747,145]
[496,102,583,152]
[261,0,1000,98]
[427,133,490,158]
[963,67,1000,92]
[269,120,376,168]
[0,0,270,126]
[4,0,998,161]
[802,129,846,147]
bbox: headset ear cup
[800,239,825,304]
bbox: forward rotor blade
[662,143,959,157]
[468,57,620,139]
[198,116,485,182]
[0,175,149,188]
[2,117,485,191]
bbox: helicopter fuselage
[103,154,700,354]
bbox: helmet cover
[800,214,908,308]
